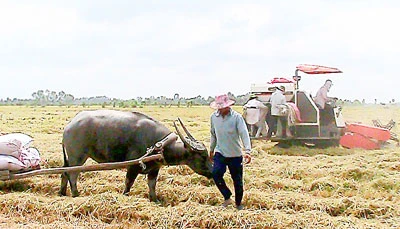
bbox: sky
[0,0,399,103]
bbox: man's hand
[209,151,215,162]
[243,153,252,164]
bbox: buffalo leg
[59,172,69,196]
[69,171,82,197]
[123,165,140,195]
[62,154,88,197]
[59,155,74,196]
[147,168,160,202]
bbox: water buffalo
[59,109,213,201]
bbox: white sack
[20,147,41,168]
[0,133,33,158]
[0,155,27,171]
[0,133,33,148]
[0,142,20,158]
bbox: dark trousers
[267,115,287,138]
[267,115,277,138]
[212,152,243,206]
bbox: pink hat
[210,94,235,109]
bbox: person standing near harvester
[243,94,268,138]
[209,94,252,210]
[267,86,287,138]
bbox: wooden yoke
[154,132,178,151]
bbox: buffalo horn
[174,118,206,151]
[173,120,191,149]
[177,117,196,141]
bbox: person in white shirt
[243,95,268,138]
[267,86,287,138]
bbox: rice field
[0,105,399,228]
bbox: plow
[0,154,164,181]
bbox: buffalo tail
[62,143,70,167]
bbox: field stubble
[0,105,399,228]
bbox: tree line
[0,90,396,107]
[0,90,250,107]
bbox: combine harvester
[249,64,394,149]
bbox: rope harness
[138,132,177,171]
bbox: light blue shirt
[210,109,251,157]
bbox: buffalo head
[171,118,213,178]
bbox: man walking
[209,94,252,210]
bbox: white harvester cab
[249,64,345,147]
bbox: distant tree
[58,91,66,101]
[45,89,50,96]
[34,90,45,105]
[64,94,74,102]
[32,92,38,100]
[37,90,44,98]
[207,96,214,104]
[48,91,58,103]
[130,100,138,108]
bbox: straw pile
[0,105,399,228]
